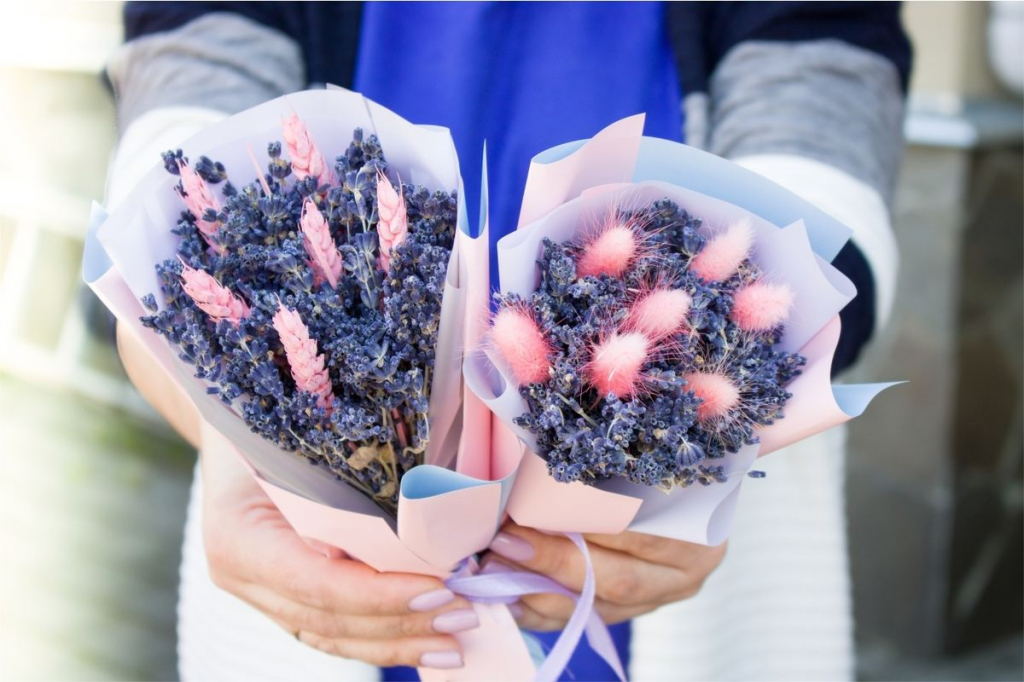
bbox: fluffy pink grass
[731,282,794,332]
[282,113,332,186]
[491,306,552,385]
[300,199,343,288]
[175,160,220,239]
[179,261,249,325]
[272,304,334,408]
[689,219,753,282]
[685,371,740,421]
[577,224,639,279]
[587,332,650,397]
[628,288,691,339]
[376,170,409,273]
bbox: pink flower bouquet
[467,115,896,546]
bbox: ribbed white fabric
[110,108,865,682]
[629,429,853,682]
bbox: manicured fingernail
[433,608,480,633]
[420,651,464,670]
[489,532,535,562]
[508,602,523,618]
[408,588,455,612]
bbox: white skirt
[177,428,852,682]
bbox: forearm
[117,322,202,449]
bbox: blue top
[354,3,679,680]
[354,1,681,292]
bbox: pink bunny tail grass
[731,282,794,332]
[376,169,409,273]
[689,219,754,282]
[281,113,332,186]
[179,261,249,325]
[272,304,334,408]
[627,288,692,339]
[685,371,740,422]
[587,332,650,397]
[176,160,221,238]
[490,306,553,385]
[300,199,343,288]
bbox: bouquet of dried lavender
[489,200,805,491]
[139,119,457,515]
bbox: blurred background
[0,2,1021,681]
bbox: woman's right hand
[200,423,478,671]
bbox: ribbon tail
[534,533,626,682]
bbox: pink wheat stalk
[272,304,334,408]
[300,199,343,288]
[375,169,409,273]
[282,113,332,186]
[179,261,249,326]
[176,160,221,241]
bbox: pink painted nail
[489,532,535,562]
[420,651,464,670]
[432,608,480,634]
[408,588,455,612]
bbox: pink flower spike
[689,219,754,282]
[179,261,250,326]
[281,113,332,186]
[376,169,409,273]
[685,372,740,421]
[577,223,639,279]
[731,282,794,332]
[300,199,343,288]
[491,306,552,385]
[176,160,221,238]
[272,304,334,408]
[628,288,692,339]
[587,332,650,397]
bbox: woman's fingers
[297,631,465,670]
[487,525,690,606]
[236,582,481,640]
[207,506,470,618]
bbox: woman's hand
[484,522,726,631]
[200,425,478,670]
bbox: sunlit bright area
[1,4,195,680]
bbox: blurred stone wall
[846,2,1024,672]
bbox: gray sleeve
[106,13,305,133]
[690,39,906,206]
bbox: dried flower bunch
[140,118,457,514]
[491,199,805,490]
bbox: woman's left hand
[483,522,727,631]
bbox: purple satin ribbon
[445,532,626,682]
